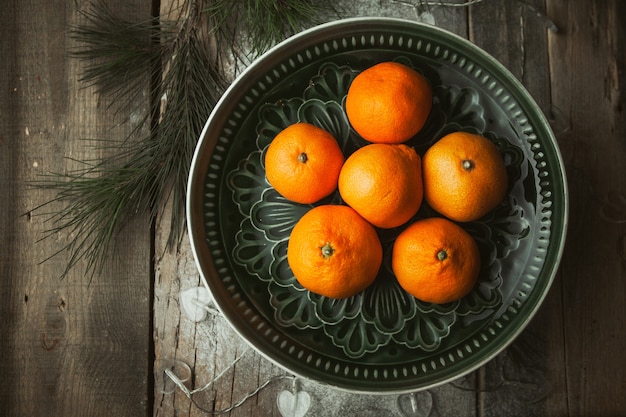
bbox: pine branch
[32,154,158,280]
[205,0,341,66]
[152,18,227,250]
[32,0,340,280]
[69,1,166,113]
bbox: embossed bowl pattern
[187,18,568,393]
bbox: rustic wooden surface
[0,0,153,416]
[1,0,625,416]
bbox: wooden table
[2,0,625,415]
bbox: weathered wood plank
[152,2,479,416]
[470,1,625,416]
[5,0,624,415]
[152,1,288,414]
[468,1,567,416]
[545,0,626,415]
[0,0,152,416]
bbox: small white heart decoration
[418,11,436,25]
[179,287,214,322]
[397,390,434,417]
[277,390,311,417]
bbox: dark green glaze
[187,18,568,393]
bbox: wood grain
[469,1,560,416]
[546,0,626,415]
[2,0,624,416]
[152,2,289,416]
[151,2,478,417]
[0,0,152,416]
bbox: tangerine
[287,205,382,299]
[392,217,480,304]
[338,143,423,229]
[422,131,508,222]
[265,123,344,204]
[345,61,432,144]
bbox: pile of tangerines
[264,61,508,303]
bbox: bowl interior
[187,17,568,393]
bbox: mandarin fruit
[392,217,480,304]
[422,132,508,222]
[287,205,382,299]
[265,123,344,204]
[345,61,432,144]
[338,143,423,229]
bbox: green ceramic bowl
[187,17,568,393]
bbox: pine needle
[69,1,165,113]
[31,0,341,280]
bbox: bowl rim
[186,16,569,394]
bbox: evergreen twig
[31,0,339,279]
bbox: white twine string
[163,347,297,415]
[390,0,485,22]
[389,0,558,32]
[391,0,485,9]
